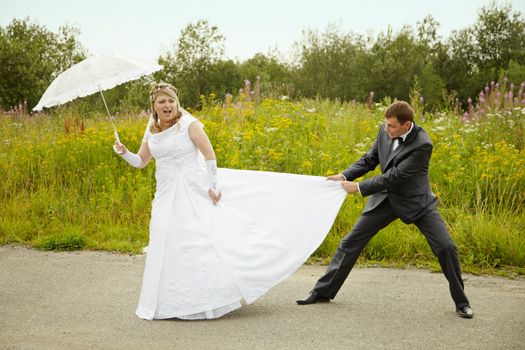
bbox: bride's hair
[149,82,183,133]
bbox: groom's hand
[341,181,359,194]
[326,174,345,181]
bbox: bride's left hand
[209,189,222,205]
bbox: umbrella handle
[99,89,122,144]
[114,130,121,144]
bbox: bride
[113,82,346,320]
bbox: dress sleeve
[180,109,204,130]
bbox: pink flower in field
[485,85,489,94]
[510,83,514,90]
[520,82,525,89]
[509,91,513,99]
[479,90,484,97]
[480,97,485,104]
[467,97,472,104]
[496,82,500,89]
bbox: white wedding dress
[135,111,347,320]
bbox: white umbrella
[33,55,163,143]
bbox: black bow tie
[396,137,404,144]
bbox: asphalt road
[1,245,524,350]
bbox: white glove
[205,159,218,193]
[113,144,143,168]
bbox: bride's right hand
[113,142,127,155]
[209,188,222,206]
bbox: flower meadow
[1,93,524,275]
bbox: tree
[207,59,242,99]
[238,53,292,98]
[418,64,446,110]
[0,18,86,110]
[367,26,427,102]
[434,2,525,103]
[473,2,525,75]
[158,20,225,107]
[503,60,525,85]
[293,25,369,101]
[417,15,440,51]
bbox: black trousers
[314,199,470,307]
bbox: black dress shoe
[296,291,331,305]
[456,305,474,318]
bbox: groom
[297,101,473,318]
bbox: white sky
[2,0,524,63]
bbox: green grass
[35,226,86,251]
[1,98,524,276]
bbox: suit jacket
[342,122,437,223]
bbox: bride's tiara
[149,83,178,102]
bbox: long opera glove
[113,144,143,168]
[205,159,218,194]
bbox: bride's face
[154,92,179,124]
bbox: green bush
[35,228,86,251]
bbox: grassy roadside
[1,98,524,277]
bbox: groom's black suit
[314,122,470,308]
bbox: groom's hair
[385,101,414,124]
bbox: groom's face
[384,116,411,139]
